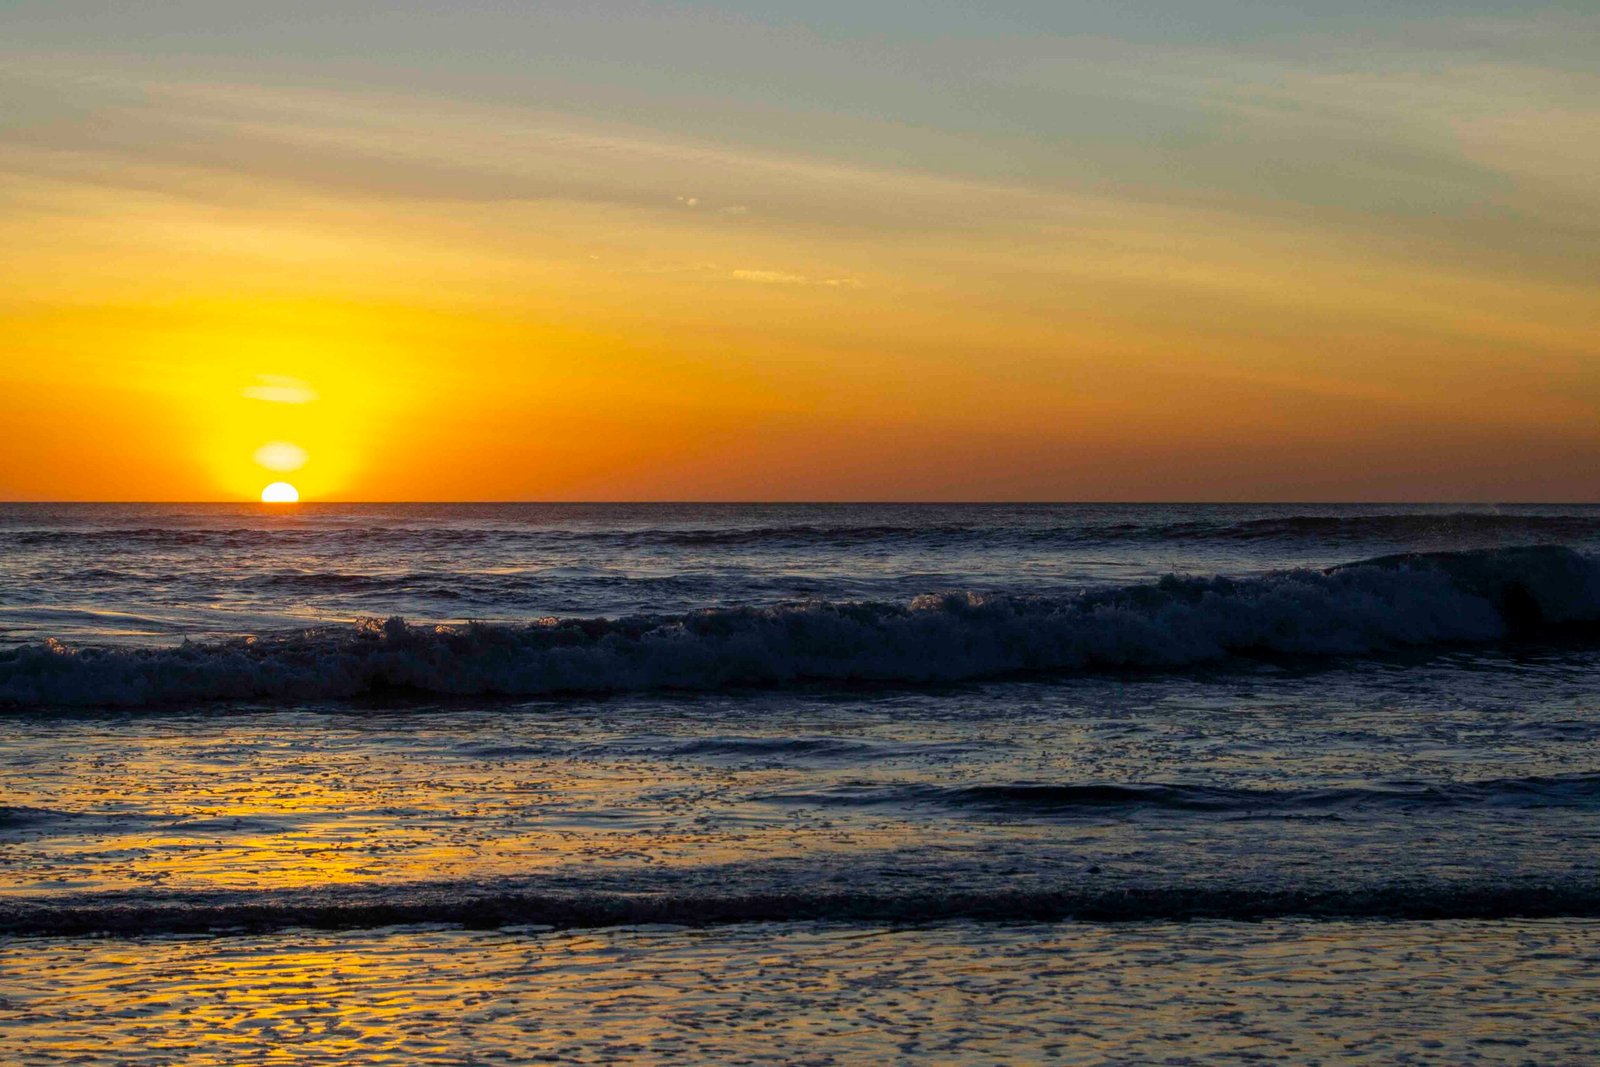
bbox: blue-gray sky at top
[5,2,1594,218]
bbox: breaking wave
[4,546,1598,708]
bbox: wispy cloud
[731,269,861,288]
[243,375,317,404]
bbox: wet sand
[4,919,1597,1065]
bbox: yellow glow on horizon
[260,481,299,503]
[85,300,434,501]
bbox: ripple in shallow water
[3,920,1598,1066]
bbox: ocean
[3,503,1599,1063]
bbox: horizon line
[1,500,1595,507]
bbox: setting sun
[260,482,300,503]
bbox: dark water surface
[4,504,1599,1062]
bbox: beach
[3,503,1599,1062]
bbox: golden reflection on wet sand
[3,920,1598,1065]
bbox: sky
[1,1,1596,501]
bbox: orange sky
[2,3,1597,500]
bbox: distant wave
[1154,512,1600,544]
[756,773,1600,815]
[4,527,500,549]
[2,522,990,550]
[7,877,1600,936]
[4,546,1598,708]
[599,514,1600,547]
[9,511,1600,552]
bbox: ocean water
[4,503,1600,1063]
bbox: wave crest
[4,546,1597,708]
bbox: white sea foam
[4,547,1597,708]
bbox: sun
[260,481,300,503]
